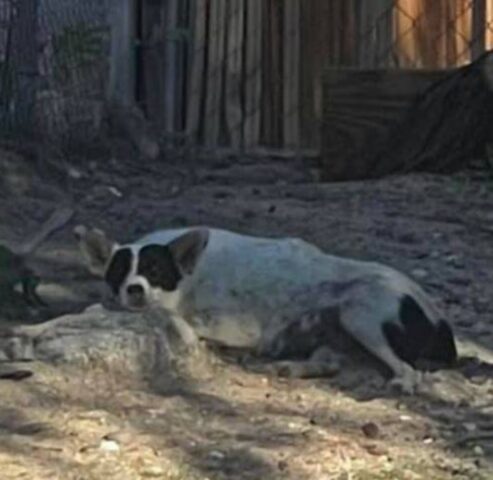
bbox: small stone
[107,186,123,197]
[411,268,428,279]
[473,445,485,456]
[208,450,225,461]
[364,443,388,456]
[68,168,83,179]
[141,466,165,477]
[463,422,477,432]
[169,184,181,196]
[14,423,48,436]
[361,422,380,439]
[99,439,120,453]
[399,415,412,422]
[278,460,288,471]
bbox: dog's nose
[127,284,144,300]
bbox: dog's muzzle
[126,284,147,309]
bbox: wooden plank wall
[489,0,493,49]
[134,0,493,150]
[321,68,450,180]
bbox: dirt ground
[1,146,493,479]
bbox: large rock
[0,304,199,375]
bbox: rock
[278,460,288,471]
[208,450,226,461]
[141,466,166,477]
[361,422,380,439]
[473,445,485,456]
[364,443,388,456]
[0,304,202,373]
[411,268,428,279]
[13,422,50,436]
[463,423,477,432]
[99,439,120,453]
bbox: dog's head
[74,226,209,311]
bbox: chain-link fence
[0,0,109,140]
[0,0,492,151]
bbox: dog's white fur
[76,226,453,393]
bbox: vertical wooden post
[283,0,300,148]
[356,0,394,68]
[11,0,39,131]
[204,0,226,146]
[163,0,179,135]
[186,0,208,142]
[472,0,486,60]
[487,0,493,50]
[225,0,245,148]
[108,0,137,106]
[243,0,262,148]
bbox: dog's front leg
[167,314,200,349]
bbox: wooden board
[261,0,283,147]
[204,0,226,146]
[108,0,137,106]
[243,0,262,148]
[322,68,450,180]
[163,0,179,135]
[139,0,166,128]
[225,0,245,147]
[282,0,300,148]
[186,0,208,141]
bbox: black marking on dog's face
[105,248,132,295]
[137,244,182,291]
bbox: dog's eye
[145,266,161,283]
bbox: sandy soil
[0,147,493,479]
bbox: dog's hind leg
[254,309,342,378]
[339,301,423,394]
[250,347,341,378]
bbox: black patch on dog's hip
[382,295,457,369]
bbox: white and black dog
[75,225,457,393]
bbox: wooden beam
[283,0,300,148]
[356,0,394,68]
[163,0,179,135]
[472,0,487,60]
[139,0,166,127]
[322,67,449,180]
[261,0,282,146]
[243,0,262,148]
[108,0,137,106]
[225,0,245,147]
[204,0,226,146]
[186,0,208,141]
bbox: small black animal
[0,207,73,308]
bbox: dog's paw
[388,370,424,395]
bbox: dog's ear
[74,225,117,277]
[167,228,209,275]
